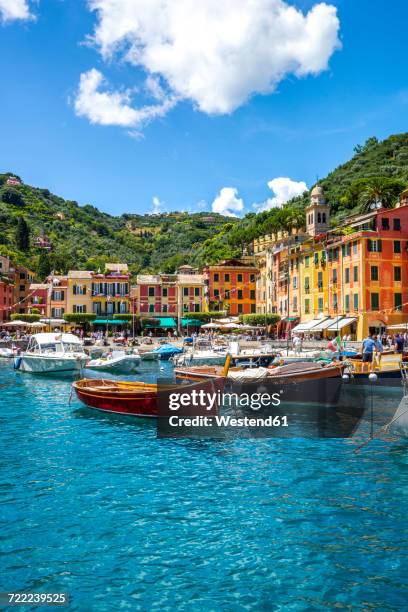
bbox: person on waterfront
[394,333,404,354]
[292,334,301,355]
[361,334,376,363]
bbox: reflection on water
[1,359,408,610]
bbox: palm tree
[358,177,404,213]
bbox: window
[237,274,243,283]
[194,287,200,296]
[162,304,167,313]
[238,304,243,314]
[224,273,230,282]
[148,304,154,313]
[371,266,379,281]
[162,288,168,297]
[394,266,401,282]
[333,293,338,310]
[183,287,189,297]
[304,277,310,292]
[293,296,298,311]
[237,289,243,300]
[224,290,230,299]
[250,274,256,283]
[317,212,321,223]
[317,271,323,290]
[394,240,401,254]
[214,289,219,298]
[73,304,86,314]
[183,304,189,312]
[19,285,25,291]
[322,213,326,223]
[214,273,219,282]
[367,239,382,252]
[353,242,358,255]
[344,268,350,284]
[395,293,402,309]
[371,293,379,310]
[318,297,323,312]
[292,276,297,289]
[148,287,155,297]
[250,303,256,314]
[394,218,401,231]
[353,266,358,282]
[353,293,358,311]
[332,269,337,284]
[345,295,350,312]
[305,256,309,268]
[73,285,86,295]
[381,218,389,230]
[250,290,255,300]
[194,304,200,312]
[304,299,310,314]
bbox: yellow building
[66,271,93,314]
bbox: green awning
[93,319,128,325]
[145,317,176,328]
[181,318,203,327]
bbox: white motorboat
[0,346,15,358]
[14,333,89,374]
[172,338,227,366]
[86,350,141,373]
[138,349,159,361]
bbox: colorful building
[254,186,408,340]
[48,275,68,319]
[66,271,93,315]
[91,264,130,317]
[27,284,49,317]
[202,259,258,316]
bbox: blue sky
[0,0,407,217]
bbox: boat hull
[86,357,141,373]
[16,355,88,373]
[73,377,225,418]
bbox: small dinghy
[73,376,225,418]
[86,350,141,373]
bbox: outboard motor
[14,356,22,370]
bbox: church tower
[306,185,330,237]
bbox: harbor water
[1,359,408,610]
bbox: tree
[37,251,52,280]
[15,217,30,251]
[1,187,25,207]
[356,177,405,213]
[239,314,281,326]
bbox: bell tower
[306,185,330,237]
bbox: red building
[136,274,177,315]
[27,284,49,316]
[0,280,14,322]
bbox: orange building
[203,259,258,316]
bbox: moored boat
[73,376,226,418]
[152,343,183,360]
[85,350,141,373]
[14,333,89,374]
[345,353,407,386]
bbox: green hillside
[3,133,408,277]
[0,172,236,278]
[198,133,408,263]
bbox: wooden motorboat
[73,375,226,418]
[345,353,407,386]
[175,360,344,384]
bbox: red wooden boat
[73,377,225,418]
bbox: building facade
[91,264,130,317]
[202,259,258,316]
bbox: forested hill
[2,133,408,278]
[0,173,237,277]
[199,133,408,263]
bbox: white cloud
[0,0,32,21]
[86,0,341,120]
[212,187,244,217]
[74,68,176,128]
[254,177,307,211]
[151,195,164,214]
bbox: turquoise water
[1,360,408,610]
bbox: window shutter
[84,305,87,314]
[61,291,65,300]
[378,239,382,252]
[83,285,87,294]
[367,239,372,252]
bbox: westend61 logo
[157,378,368,439]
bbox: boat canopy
[327,317,357,331]
[32,333,82,345]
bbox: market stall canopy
[327,317,357,331]
[40,318,66,326]
[93,319,128,325]
[181,319,203,327]
[27,321,46,328]
[310,316,344,332]
[144,317,176,329]
[221,322,242,329]
[3,320,27,326]
[201,322,220,329]
[292,319,322,333]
